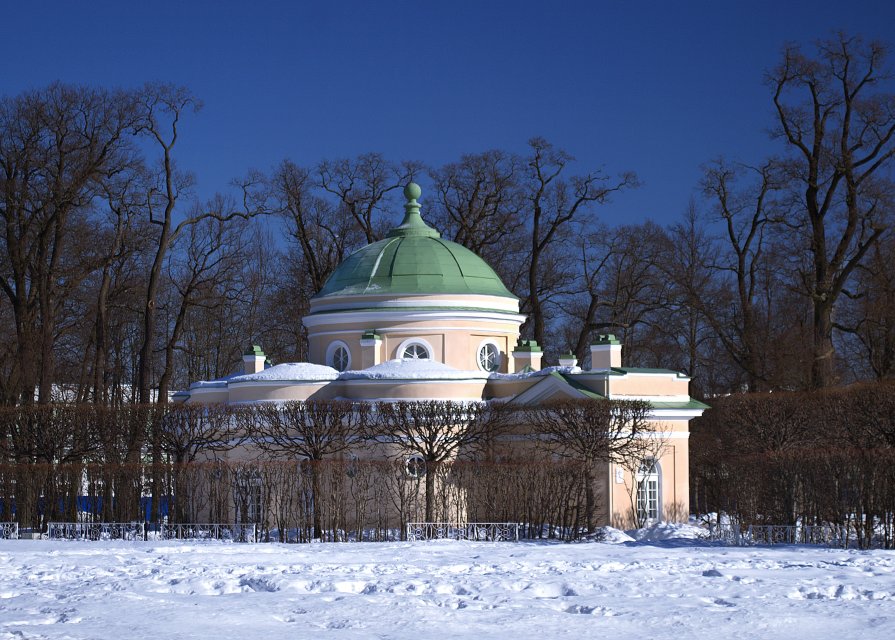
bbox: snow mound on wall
[189,374,239,389]
[339,359,491,380]
[490,365,583,380]
[631,522,711,542]
[229,362,341,383]
[589,526,635,544]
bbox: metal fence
[48,522,146,541]
[0,522,18,539]
[45,522,258,542]
[704,523,852,547]
[406,522,520,542]
[159,523,257,542]
[744,524,850,547]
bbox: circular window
[327,341,351,371]
[401,343,430,360]
[477,342,500,372]
[405,455,427,478]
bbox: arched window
[326,341,351,371]
[636,459,660,522]
[477,341,500,372]
[401,343,430,360]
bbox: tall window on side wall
[636,459,660,522]
[234,469,263,525]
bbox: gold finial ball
[404,182,422,201]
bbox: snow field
[1,535,894,639]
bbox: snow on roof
[339,358,491,380]
[189,373,241,389]
[190,361,586,390]
[489,365,582,380]
[229,362,341,383]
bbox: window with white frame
[636,459,660,522]
[234,470,263,524]
[326,341,351,371]
[477,341,500,372]
[401,342,430,360]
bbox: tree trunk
[425,460,436,523]
[583,463,597,534]
[811,298,835,389]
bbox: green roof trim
[592,334,621,346]
[243,345,265,357]
[308,305,522,317]
[553,372,606,400]
[649,399,711,410]
[514,339,542,353]
[610,367,691,378]
[314,184,516,300]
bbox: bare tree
[838,236,895,380]
[375,400,503,523]
[271,160,358,294]
[525,398,652,533]
[769,34,895,388]
[251,399,370,539]
[522,137,637,348]
[428,150,526,279]
[317,153,419,244]
[134,83,263,405]
[156,206,248,401]
[698,159,788,390]
[0,84,140,403]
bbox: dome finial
[388,182,440,238]
[404,182,422,202]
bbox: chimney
[558,353,578,367]
[590,334,621,370]
[512,339,543,372]
[242,345,266,374]
[360,330,383,369]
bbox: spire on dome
[387,182,441,238]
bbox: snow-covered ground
[2,528,894,639]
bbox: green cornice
[513,339,541,353]
[611,367,691,377]
[243,345,265,357]
[308,305,523,317]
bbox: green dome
[314,184,516,300]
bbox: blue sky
[3,0,893,226]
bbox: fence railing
[48,522,146,541]
[159,523,257,543]
[1,522,18,539]
[704,522,852,547]
[406,522,520,542]
[744,524,849,547]
[45,522,258,543]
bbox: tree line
[692,381,895,548]
[1,34,893,404]
[0,398,658,538]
